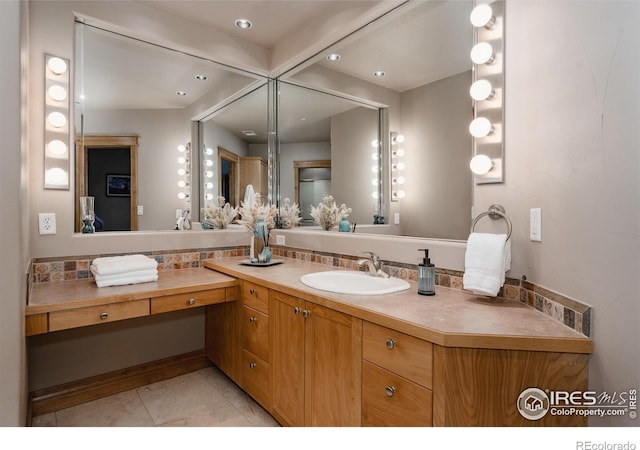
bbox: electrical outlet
[276,235,286,246]
[394,212,400,225]
[38,213,56,235]
[137,205,144,216]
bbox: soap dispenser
[417,249,435,296]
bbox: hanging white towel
[90,254,158,277]
[463,232,510,297]
[244,184,255,206]
[91,269,158,288]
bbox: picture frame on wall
[106,174,131,197]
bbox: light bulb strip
[177,142,191,200]
[470,1,505,184]
[44,54,71,190]
[390,131,405,202]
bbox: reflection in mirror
[74,22,265,232]
[282,0,474,240]
[198,83,269,217]
[278,82,381,227]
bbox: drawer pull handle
[188,298,196,305]
[385,386,396,397]
[302,309,310,318]
[249,288,256,295]
[294,306,300,315]
[100,312,108,320]
[249,316,257,323]
[249,362,257,369]
[386,339,396,350]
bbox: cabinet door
[270,292,306,427]
[305,302,362,426]
[205,301,241,384]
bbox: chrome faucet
[357,251,390,278]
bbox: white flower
[309,195,351,231]
[202,196,238,229]
[278,198,301,228]
[237,193,278,233]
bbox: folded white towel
[92,268,158,288]
[463,232,510,297]
[90,254,158,277]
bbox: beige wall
[0,0,28,426]
[474,1,639,426]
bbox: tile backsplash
[29,244,591,337]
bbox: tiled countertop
[203,257,593,353]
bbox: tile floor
[31,366,279,427]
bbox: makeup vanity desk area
[26,268,239,335]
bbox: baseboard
[29,349,212,419]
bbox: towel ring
[471,204,512,241]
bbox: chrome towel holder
[471,204,512,240]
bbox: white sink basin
[300,270,410,296]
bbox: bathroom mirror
[74,22,266,232]
[281,0,474,240]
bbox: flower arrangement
[237,193,278,233]
[278,198,302,229]
[310,195,352,231]
[201,196,238,229]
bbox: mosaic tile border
[29,244,591,337]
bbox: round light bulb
[371,139,379,148]
[205,193,214,200]
[371,152,379,160]
[47,85,67,102]
[471,42,495,65]
[469,117,494,138]
[47,57,67,75]
[371,165,379,173]
[396,190,406,199]
[395,148,405,157]
[45,167,68,185]
[47,112,67,128]
[205,182,214,189]
[396,176,406,185]
[178,192,186,200]
[177,156,186,164]
[205,171,213,178]
[205,148,213,155]
[470,4,495,28]
[177,168,186,176]
[47,140,67,156]
[178,180,186,188]
[470,79,495,101]
[469,154,493,175]
[371,179,379,186]
[396,162,406,171]
[394,134,405,144]
[205,159,213,167]
[177,145,186,152]
[371,192,379,199]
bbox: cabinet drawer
[242,281,269,314]
[362,361,432,427]
[242,349,270,408]
[49,300,149,332]
[363,321,432,388]
[151,289,226,314]
[242,306,269,361]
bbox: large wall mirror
[74,22,267,232]
[281,0,474,240]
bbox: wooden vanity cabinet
[362,321,433,426]
[270,290,362,427]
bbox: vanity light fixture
[390,131,406,202]
[470,1,505,184]
[44,54,71,189]
[470,4,495,29]
[177,142,191,200]
[235,18,252,29]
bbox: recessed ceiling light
[327,53,341,61]
[176,91,187,96]
[373,71,386,77]
[235,18,252,29]
[242,130,257,137]
[195,74,208,81]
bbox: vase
[80,196,95,234]
[339,217,351,232]
[253,218,269,260]
[258,246,272,264]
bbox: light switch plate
[137,205,144,216]
[530,208,542,242]
[394,212,400,225]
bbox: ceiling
[77,0,473,143]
